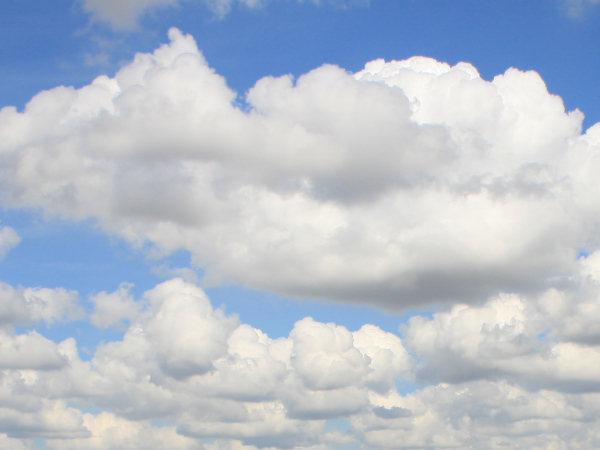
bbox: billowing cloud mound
[2,29,599,309]
[2,263,600,447]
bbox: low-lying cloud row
[2,256,600,447]
[2,29,600,309]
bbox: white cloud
[46,412,198,449]
[89,283,142,328]
[0,331,69,370]
[1,29,599,309]
[0,282,81,326]
[0,226,19,261]
[563,0,600,17]
[0,278,413,447]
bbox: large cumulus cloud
[2,29,599,309]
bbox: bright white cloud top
[2,14,600,450]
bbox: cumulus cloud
[80,0,367,29]
[2,275,600,447]
[1,29,599,309]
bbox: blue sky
[2,0,600,448]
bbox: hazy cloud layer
[2,29,599,309]
[563,0,600,17]
[0,267,600,447]
[80,0,367,29]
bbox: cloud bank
[2,260,600,447]
[2,29,600,309]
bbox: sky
[2,0,600,448]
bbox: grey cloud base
[2,29,599,309]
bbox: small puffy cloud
[290,317,370,391]
[0,282,81,326]
[0,225,19,261]
[89,283,142,328]
[2,29,599,309]
[143,278,239,379]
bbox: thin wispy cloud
[563,0,600,17]
[80,0,367,29]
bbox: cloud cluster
[4,30,600,446]
[2,29,599,309]
[0,277,412,448]
[1,264,600,447]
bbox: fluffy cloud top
[2,29,599,309]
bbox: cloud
[2,29,599,309]
[89,283,142,328]
[0,278,413,447]
[0,225,20,261]
[563,0,600,17]
[400,250,600,394]
[80,0,367,29]
[0,282,81,326]
[2,275,600,447]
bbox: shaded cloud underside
[3,29,600,448]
